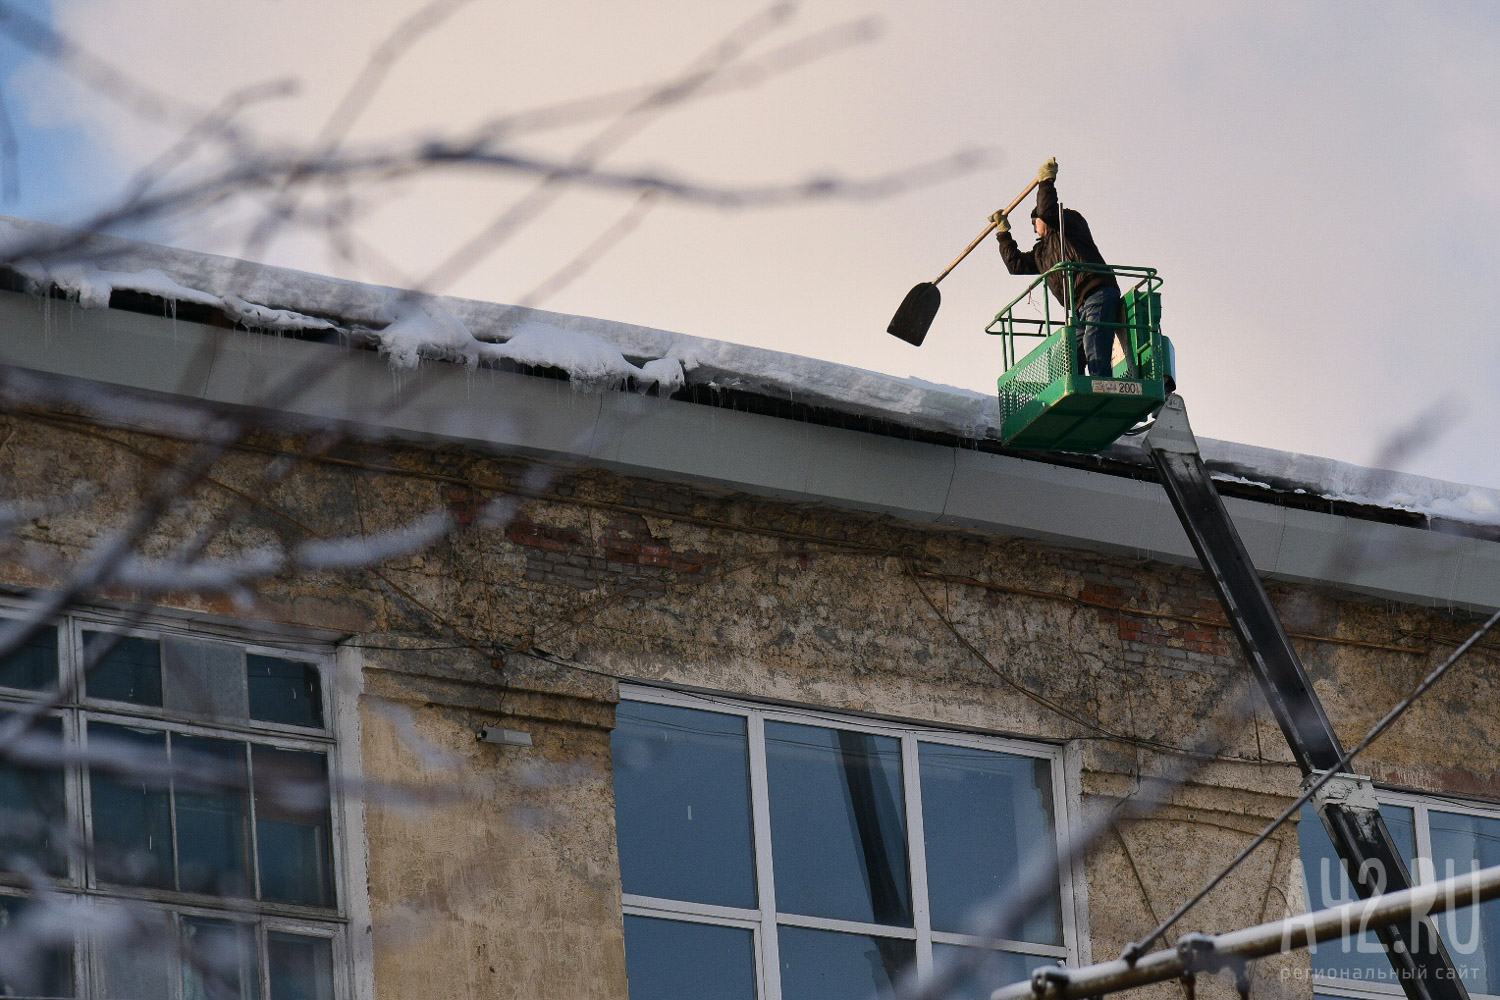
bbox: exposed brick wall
[504,512,714,596]
[1053,553,1238,674]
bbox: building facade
[0,229,1498,1000]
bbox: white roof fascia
[2,289,1497,613]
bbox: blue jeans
[1077,285,1121,377]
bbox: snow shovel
[886,176,1040,346]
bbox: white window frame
[0,598,369,1000]
[1305,787,1500,1000]
[617,683,1083,1000]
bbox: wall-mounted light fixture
[476,726,533,747]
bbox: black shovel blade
[887,282,940,346]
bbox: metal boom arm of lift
[1141,395,1467,1000]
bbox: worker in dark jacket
[991,158,1121,377]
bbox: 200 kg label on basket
[1091,379,1142,395]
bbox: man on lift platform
[990,158,1121,377]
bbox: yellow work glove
[989,210,1010,233]
[1038,157,1058,183]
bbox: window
[1300,790,1500,1000]
[0,606,348,1000]
[611,687,1079,1000]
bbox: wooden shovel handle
[932,176,1041,285]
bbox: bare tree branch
[460,16,881,147]
[0,86,20,203]
[115,77,300,208]
[515,189,660,309]
[0,139,991,272]
[238,0,484,264]
[416,0,802,292]
[0,0,215,129]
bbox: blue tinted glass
[1429,810,1500,993]
[0,716,68,877]
[86,633,162,706]
[778,925,913,1000]
[929,945,1052,1000]
[253,747,333,907]
[89,723,173,888]
[247,656,323,728]
[765,722,910,926]
[0,894,75,997]
[175,736,251,897]
[920,743,1059,942]
[622,916,756,1000]
[0,621,58,691]
[182,917,259,1000]
[267,933,333,1000]
[1299,802,1415,986]
[613,701,755,908]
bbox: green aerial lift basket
[987,263,1173,453]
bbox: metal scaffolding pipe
[990,862,1500,1000]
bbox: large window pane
[182,917,259,1000]
[85,634,162,707]
[0,716,69,877]
[778,925,914,1000]
[1430,810,1500,994]
[174,737,251,897]
[1299,802,1416,987]
[253,747,334,907]
[613,702,756,908]
[929,944,1052,1000]
[766,722,911,926]
[247,656,323,729]
[0,894,75,997]
[0,621,58,691]
[97,905,173,1000]
[0,615,347,999]
[89,724,173,889]
[612,697,1074,1000]
[622,915,756,1000]
[266,933,334,1000]
[920,743,1060,943]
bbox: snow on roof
[3,216,1497,531]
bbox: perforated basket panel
[994,276,1168,453]
[997,328,1073,428]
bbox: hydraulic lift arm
[1142,396,1466,1000]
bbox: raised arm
[1033,178,1061,232]
[994,223,1038,275]
[1033,157,1061,231]
[992,158,1060,274]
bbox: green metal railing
[986,262,1162,367]
[986,263,1165,430]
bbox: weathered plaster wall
[1,404,1496,1000]
[358,646,625,1000]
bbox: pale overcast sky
[5,1,1498,490]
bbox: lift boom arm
[1142,396,1466,1000]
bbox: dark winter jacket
[996,179,1119,310]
